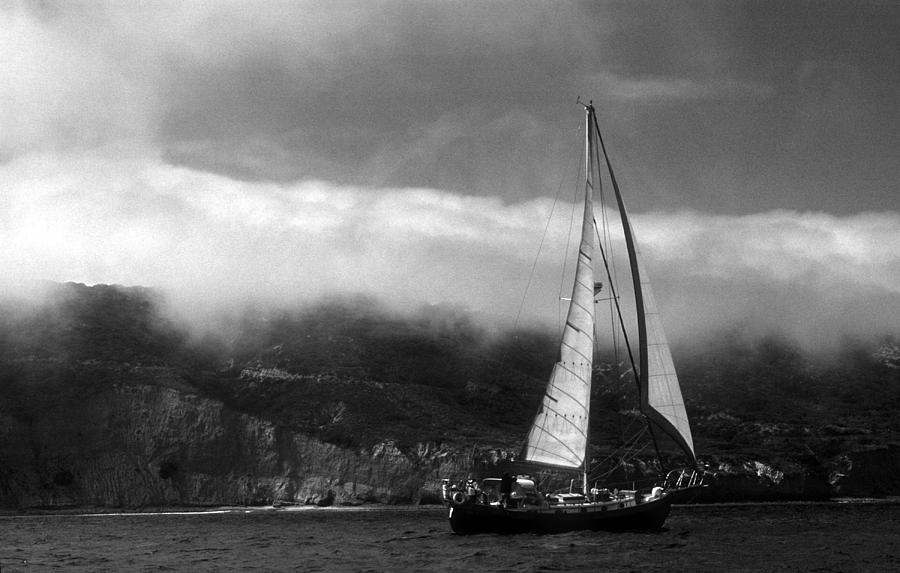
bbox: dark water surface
[1,502,898,572]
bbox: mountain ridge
[0,282,897,509]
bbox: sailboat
[442,101,704,534]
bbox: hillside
[0,282,898,509]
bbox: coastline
[3,496,899,518]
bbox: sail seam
[555,361,590,387]
[527,420,585,461]
[544,384,589,414]
[574,276,594,292]
[527,441,582,465]
[534,405,588,435]
[563,326,592,347]
[559,340,591,363]
[525,444,582,466]
[537,405,587,429]
[569,299,593,317]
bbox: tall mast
[582,102,594,495]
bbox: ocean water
[1,502,898,572]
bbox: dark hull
[447,494,673,535]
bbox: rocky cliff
[0,283,898,509]
[0,377,479,508]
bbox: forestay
[598,119,695,463]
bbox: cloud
[1,1,605,199]
[2,1,898,355]
[631,210,900,350]
[0,151,551,315]
[589,71,773,102]
[0,3,160,156]
[2,152,898,352]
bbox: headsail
[594,115,696,463]
[632,238,696,462]
[521,107,596,469]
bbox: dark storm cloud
[5,1,898,211]
[150,1,605,198]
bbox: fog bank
[2,153,898,353]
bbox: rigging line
[594,224,638,383]
[557,117,588,343]
[600,164,622,365]
[591,109,645,395]
[588,425,649,481]
[590,109,637,393]
[616,443,652,479]
[512,189,562,333]
[595,154,620,365]
[597,420,647,459]
[620,426,650,459]
[619,412,644,450]
[515,121,579,460]
[593,412,647,475]
[592,119,625,386]
[513,121,583,334]
[591,109,664,470]
[591,442,652,484]
[557,174,580,342]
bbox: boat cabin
[479,476,539,507]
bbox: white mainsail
[521,108,596,469]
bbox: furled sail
[521,113,596,469]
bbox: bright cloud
[2,152,899,351]
[632,210,900,350]
[0,4,159,156]
[0,151,550,313]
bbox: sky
[2,0,899,351]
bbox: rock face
[0,381,474,509]
[695,457,832,502]
[1,377,899,508]
[828,445,900,498]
